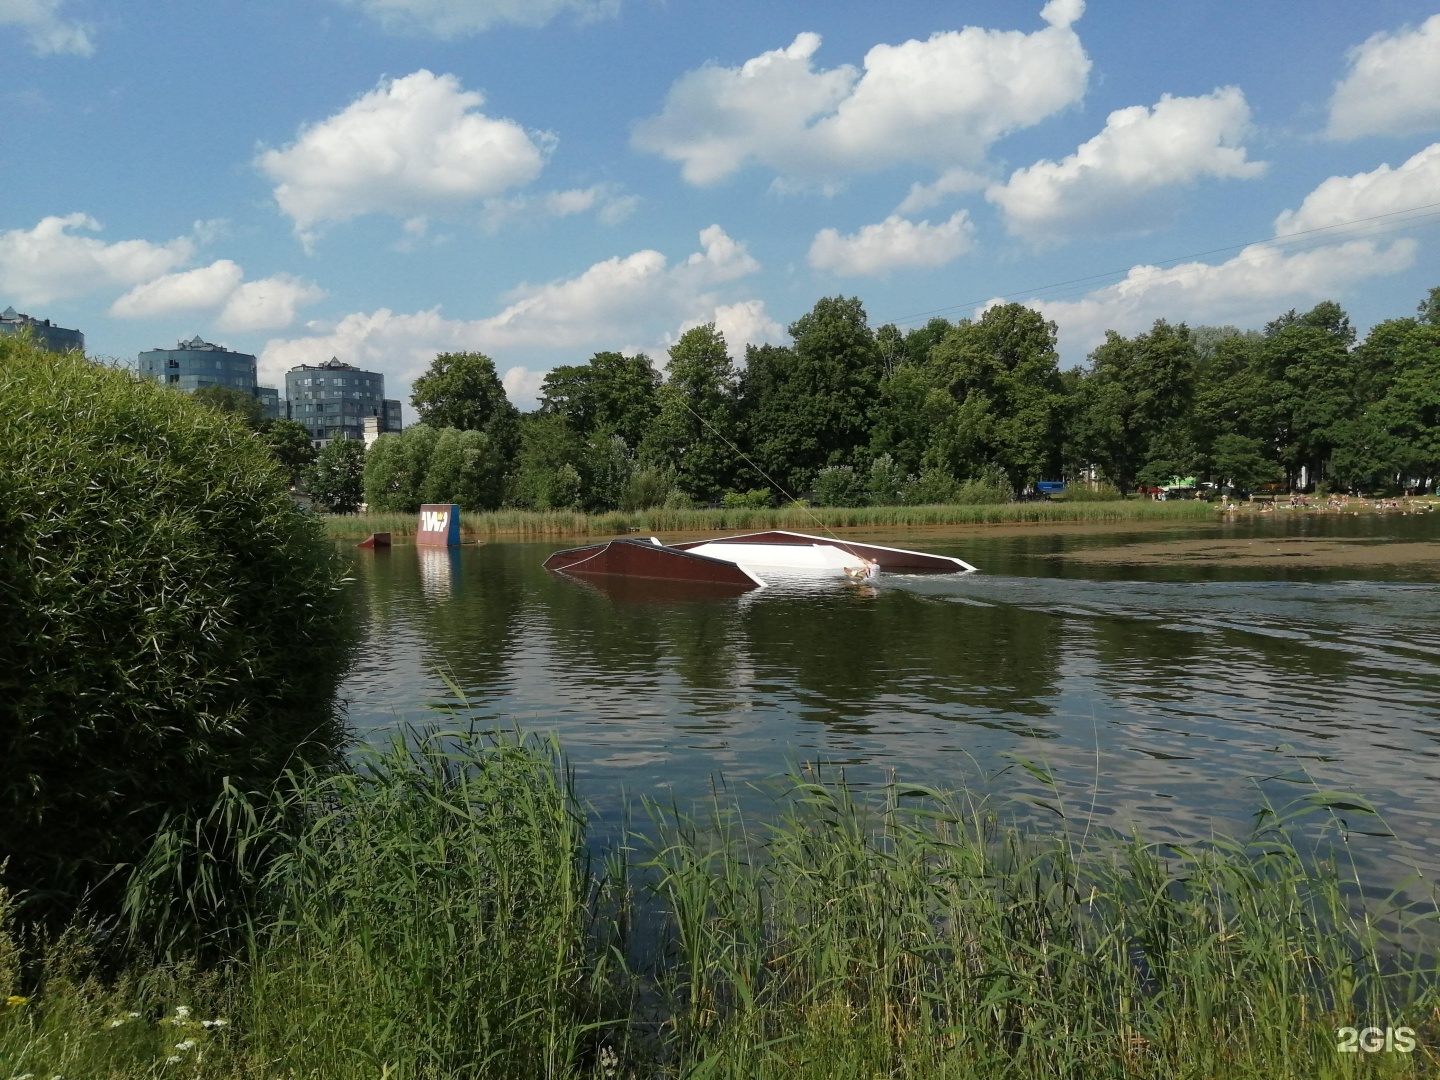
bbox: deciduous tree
[305,439,366,513]
[1073,320,1196,494]
[642,324,740,502]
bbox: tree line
[293,287,1440,513]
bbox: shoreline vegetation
[3,730,1437,1078]
[324,293,1440,527]
[320,498,1215,539]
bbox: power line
[884,199,1440,328]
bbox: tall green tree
[1191,331,1279,480]
[1260,301,1357,486]
[1368,316,1440,490]
[1073,320,1196,494]
[411,352,519,448]
[304,439,366,513]
[1211,433,1282,491]
[869,361,943,477]
[742,296,882,494]
[513,412,639,511]
[514,413,584,510]
[538,351,660,450]
[924,304,1066,491]
[642,324,740,502]
[363,424,440,512]
[262,418,317,485]
[420,427,510,510]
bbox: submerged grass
[3,731,1437,1078]
[322,499,1214,539]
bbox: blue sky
[4,0,1440,417]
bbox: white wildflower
[172,1005,191,1020]
[201,1018,229,1028]
[165,1055,181,1064]
[174,1040,196,1052]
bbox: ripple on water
[341,519,1440,882]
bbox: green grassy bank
[3,731,1436,1079]
[321,499,1215,540]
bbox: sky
[4,0,1440,419]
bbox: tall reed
[641,776,1440,1077]
[4,734,1436,1078]
[323,499,1213,539]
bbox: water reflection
[341,517,1440,882]
[416,545,462,599]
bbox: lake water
[341,513,1440,883]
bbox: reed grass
[640,777,1440,1078]
[322,499,1214,539]
[3,732,1436,1078]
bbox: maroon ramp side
[671,530,974,573]
[544,538,763,587]
[558,573,756,603]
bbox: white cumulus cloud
[677,300,785,363]
[1328,14,1440,140]
[808,212,974,277]
[0,0,93,55]
[998,150,1439,361]
[632,1,1089,185]
[256,70,550,238]
[218,276,328,332]
[480,184,637,231]
[1273,142,1440,236]
[110,260,326,331]
[109,261,245,319]
[1011,237,1415,364]
[259,226,764,406]
[0,214,193,306]
[987,88,1264,241]
[896,168,988,215]
[332,0,617,37]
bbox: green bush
[1057,481,1123,501]
[812,465,866,507]
[903,467,962,505]
[721,487,773,509]
[619,464,673,511]
[0,342,352,929]
[951,478,1012,504]
[866,454,908,506]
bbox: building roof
[139,336,253,357]
[2,306,79,332]
[287,356,366,373]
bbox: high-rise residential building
[284,357,402,444]
[1,306,84,353]
[136,336,281,419]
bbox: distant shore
[319,499,1216,540]
[1219,494,1438,517]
